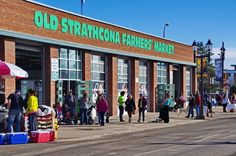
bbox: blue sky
[34,0,236,69]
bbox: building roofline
[25,0,191,47]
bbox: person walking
[26,89,38,132]
[176,93,186,116]
[125,95,136,123]
[206,96,213,117]
[64,90,76,123]
[222,94,228,112]
[96,94,108,126]
[78,92,89,125]
[216,94,223,106]
[185,94,195,118]
[195,91,201,119]
[158,93,171,123]
[118,91,125,122]
[137,94,147,123]
[7,90,24,133]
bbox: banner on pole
[197,58,208,78]
[215,58,222,81]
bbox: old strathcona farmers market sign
[34,10,175,55]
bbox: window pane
[78,71,82,80]
[102,73,106,80]
[60,48,67,59]
[92,55,99,62]
[61,70,69,79]
[77,61,81,70]
[69,60,76,69]
[69,49,76,60]
[70,71,77,79]
[59,59,68,69]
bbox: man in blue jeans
[194,91,201,119]
[7,90,24,133]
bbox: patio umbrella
[0,60,28,79]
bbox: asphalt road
[1,117,236,156]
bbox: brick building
[0,0,196,115]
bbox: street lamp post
[192,39,212,119]
[163,22,170,38]
[220,42,226,92]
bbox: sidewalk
[57,107,235,143]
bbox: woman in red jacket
[96,94,108,126]
[195,91,201,119]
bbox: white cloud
[211,47,236,70]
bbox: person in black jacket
[137,94,147,123]
[125,95,136,123]
[185,94,195,118]
[7,90,24,132]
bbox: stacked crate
[37,115,53,130]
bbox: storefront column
[149,61,157,112]
[192,67,197,94]
[0,37,15,101]
[168,64,173,84]
[45,46,58,107]
[131,58,139,114]
[180,65,187,97]
[107,55,117,116]
[82,50,91,81]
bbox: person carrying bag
[158,93,171,123]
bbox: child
[57,102,63,124]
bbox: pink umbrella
[0,60,28,79]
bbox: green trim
[0,29,196,66]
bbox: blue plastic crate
[0,133,6,145]
[6,132,28,144]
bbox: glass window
[117,59,129,98]
[58,48,82,80]
[139,61,148,97]
[186,68,191,99]
[157,62,167,84]
[91,54,106,103]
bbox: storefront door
[15,43,44,105]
